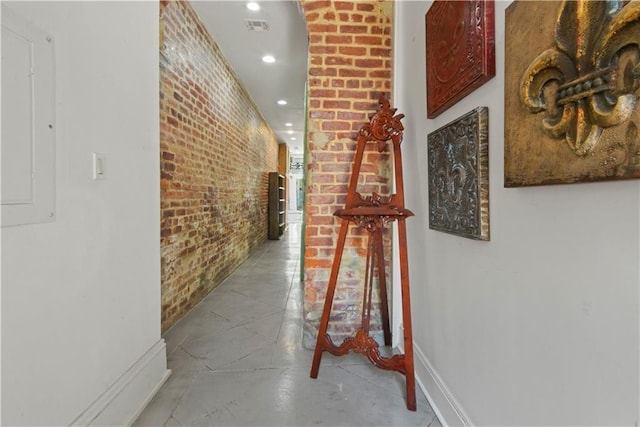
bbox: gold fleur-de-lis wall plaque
[505,0,640,187]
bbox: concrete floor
[134,218,441,427]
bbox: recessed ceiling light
[277,100,287,105]
[285,122,293,127]
[290,137,297,141]
[288,130,294,134]
[262,55,275,63]
[247,2,260,11]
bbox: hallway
[134,219,440,426]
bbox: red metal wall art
[425,0,495,118]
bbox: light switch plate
[92,152,106,180]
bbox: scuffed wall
[300,0,394,347]
[160,1,279,331]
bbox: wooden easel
[309,96,416,411]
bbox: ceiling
[191,0,309,156]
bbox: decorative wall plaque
[425,0,495,119]
[505,0,640,187]
[428,107,489,240]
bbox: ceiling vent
[245,19,270,31]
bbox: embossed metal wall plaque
[505,0,640,187]
[425,0,495,119]
[428,107,489,240]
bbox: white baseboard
[412,343,472,427]
[70,339,171,427]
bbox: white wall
[1,2,168,425]
[394,1,639,425]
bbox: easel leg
[397,219,416,411]
[375,229,391,346]
[310,219,350,378]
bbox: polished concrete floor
[134,217,441,427]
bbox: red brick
[326,35,352,44]
[312,174,336,183]
[306,226,319,237]
[337,111,366,121]
[167,116,179,127]
[334,1,354,10]
[305,247,319,257]
[319,226,334,236]
[369,69,391,79]
[322,121,351,131]
[308,23,338,33]
[355,58,383,68]
[309,89,336,98]
[353,101,380,110]
[310,45,337,54]
[301,0,393,346]
[325,56,353,66]
[340,25,368,34]
[160,0,278,332]
[338,90,368,99]
[370,47,391,57]
[308,195,336,205]
[320,184,348,193]
[307,236,335,247]
[306,258,333,268]
[313,152,338,162]
[309,215,337,225]
[339,68,367,78]
[365,15,378,24]
[355,36,383,46]
[323,100,351,109]
[304,0,331,12]
[346,80,360,89]
[323,11,336,20]
[339,46,367,56]
[306,12,321,24]
[309,67,338,77]
[356,3,374,11]
[321,163,352,173]
[310,110,336,120]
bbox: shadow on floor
[134,223,441,426]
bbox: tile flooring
[134,218,441,426]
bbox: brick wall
[300,0,394,348]
[160,1,279,331]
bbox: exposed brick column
[300,0,394,348]
[160,1,279,331]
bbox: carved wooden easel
[310,96,416,411]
